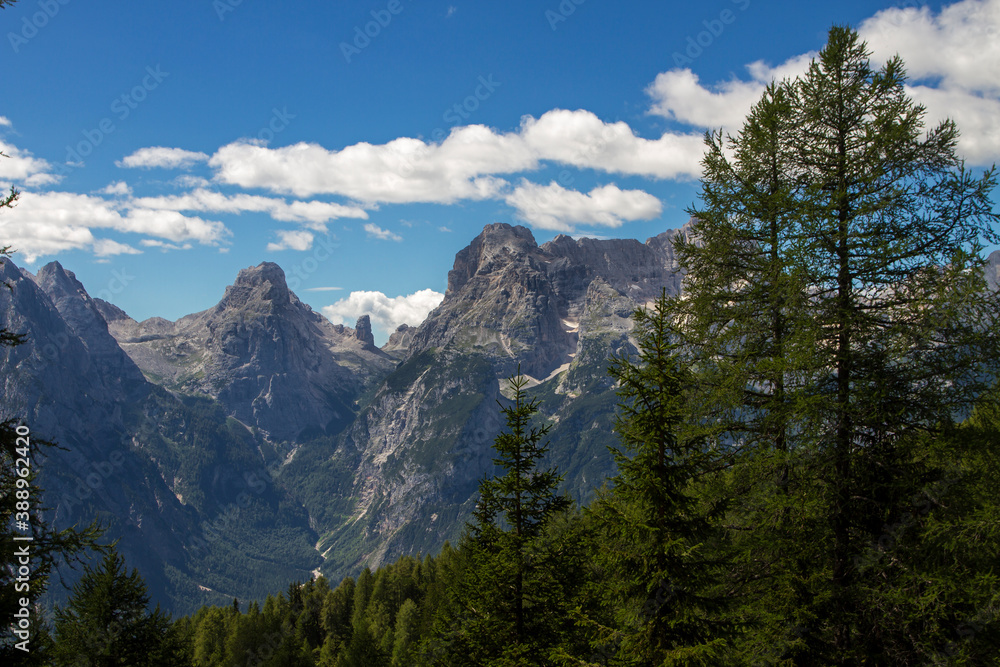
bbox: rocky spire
[355,314,375,349]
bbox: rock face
[382,324,415,357]
[104,262,395,442]
[30,262,149,398]
[409,222,692,379]
[306,221,696,574]
[354,315,376,349]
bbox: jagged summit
[446,223,539,296]
[480,221,536,243]
[236,260,287,284]
[32,261,149,391]
[216,261,292,312]
[102,260,396,442]
[409,220,692,379]
[35,261,85,293]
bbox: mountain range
[4,220,993,615]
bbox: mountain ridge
[5,225,995,614]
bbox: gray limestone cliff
[354,314,376,350]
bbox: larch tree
[672,25,1000,664]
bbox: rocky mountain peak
[217,261,292,312]
[30,262,148,391]
[446,223,539,296]
[0,255,19,282]
[236,260,287,286]
[34,261,86,297]
[97,260,398,443]
[409,221,698,381]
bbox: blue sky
[2,0,998,343]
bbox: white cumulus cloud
[858,0,1000,164]
[118,147,210,169]
[0,140,60,188]
[520,109,705,180]
[645,54,815,133]
[267,230,314,252]
[208,128,528,204]
[505,181,663,232]
[205,109,706,206]
[0,190,229,262]
[131,189,368,228]
[98,181,132,196]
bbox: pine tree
[588,290,730,665]
[443,370,572,665]
[673,25,1000,663]
[52,549,181,666]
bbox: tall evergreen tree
[673,81,810,458]
[671,72,833,665]
[588,291,730,666]
[673,26,1000,663]
[440,370,572,665]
